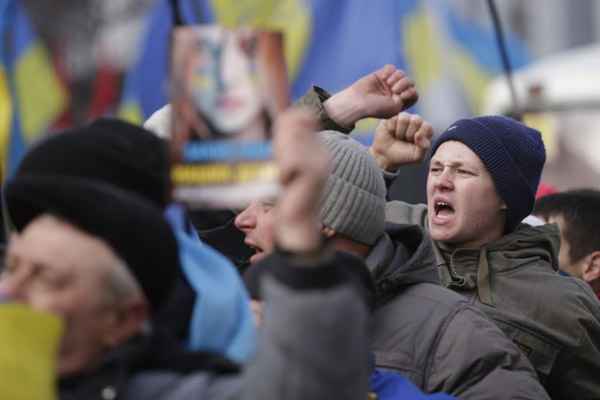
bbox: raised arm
[296,65,418,133]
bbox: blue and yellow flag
[118,0,311,125]
[0,0,67,181]
[0,0,531,208]
[119,0,530,140]
[401,0,529,129]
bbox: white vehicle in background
[483,44,600,190]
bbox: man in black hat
[11,117,257,363]
[0,110,371,399]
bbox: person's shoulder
[548,274,600,311]
[514,271,600,345]
[385,201,428,228]
[498,223,560,256]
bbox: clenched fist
[324,65,419,129]
[369,113,433,171]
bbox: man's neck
[439,230,505,251]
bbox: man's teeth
[435,201,449,210]
[435,201,453,215]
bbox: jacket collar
[366,223,439,306]
[433,223,561,305]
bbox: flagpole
[169,0,184,27]
[487,0,520,117]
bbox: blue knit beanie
[430,116,546,232]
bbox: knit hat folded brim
[4,175,179,312]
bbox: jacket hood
[366,223,439,305]
[488,223,560,270]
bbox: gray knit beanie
[319,131,386,245]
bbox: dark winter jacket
[386,201,600,399]
[368,223,549,399]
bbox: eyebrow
[261,196,278,206]
[430,159,475,169]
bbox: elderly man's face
[427,141,506,248]
[0,215,141,376]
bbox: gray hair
[103,258,145,305]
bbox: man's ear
[321,226,336,238]
[582,251,600,283]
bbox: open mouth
[246,242,264,263]
[434,200,455,218]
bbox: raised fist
[324,65,418,129]
[369,113,433,171]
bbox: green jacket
[368,223,548,399]
[386,200,600,400]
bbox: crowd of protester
[1,63,600,399]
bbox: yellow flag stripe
[15,43,67,143]
[0,67,12,181]
[117,101,144,125]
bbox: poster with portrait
[170,25,289,209]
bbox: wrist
[275,237,334,266]
[369,146,398,172]
[275,220,323,254]
[274,234,332,267]
[324,88,364,130]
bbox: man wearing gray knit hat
[318,131,386,246]
[235,128,549,399]
[374,112,600,399]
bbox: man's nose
[234,202,258,232]
[434,168,455,191]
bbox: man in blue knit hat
[372,112,600,400]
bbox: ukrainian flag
[401,0,529,127]
[118,0,311,124]
[119,0,529,136]
[0,0,67,181]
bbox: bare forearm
[323,88,365,130]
